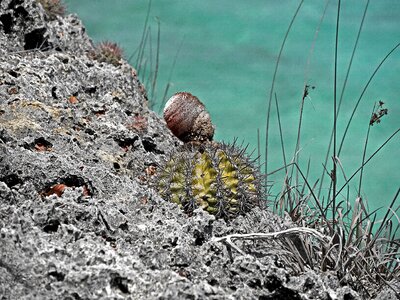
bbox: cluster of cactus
[90,41,123,66]
[36,0,66,19]
[156,142,263,220]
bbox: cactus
[156,142,263,220]
[90,41,123,66]
[36,0,66,19]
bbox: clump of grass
[36,0,66,19]
[126,0,159,109]
[128,0,182,111]
[262,0,400,297]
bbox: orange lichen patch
[127,114,148,132]
[140,196,148,205]
[115,137,138,152]
[68,95,78,104]
[7,86,19,95]
[34,142,52,152]
[131,67,137,77]
[111,91,124,98]
[82,185,91,197]
[137,175,146,183]
[33,138,53,152]
[43,183,67,197]
[177,268,190,279]
[138,165,157,183]
[41,176,93,198]
[145,165,156,177]
[94,109,106,116]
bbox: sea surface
[64,0,399,220]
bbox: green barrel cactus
[156,142,263,220]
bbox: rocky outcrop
[0,1,394,299]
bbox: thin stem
[358,104,376,198]
[137,26,150,78]
[291,86,305,189]
[304,0,330,82]
[318,0,370,198]
[295,0,329,189]
[257,128,261,170]
[332,0,341,230]
[275,93,287,173]
[265,0,304,199]
[373,188,400,245]
[151,17,161,102]
[159,37,185,113]
[336,128,400,197]
[134,0,152,68]
[145,29,153,93]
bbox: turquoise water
[64,1,399,218]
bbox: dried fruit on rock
[163,92,215,143]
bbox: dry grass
[262,0,400,297]
[128,0,182,112]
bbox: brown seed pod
[163,92,215,143]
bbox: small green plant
[36,0,66,19]
[156,142,263,220]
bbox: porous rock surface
[0,1,393,299]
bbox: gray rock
[0,1,393,299]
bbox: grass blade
[318,0,370,198]
[336,128,400,197]
[265,0,304,199]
